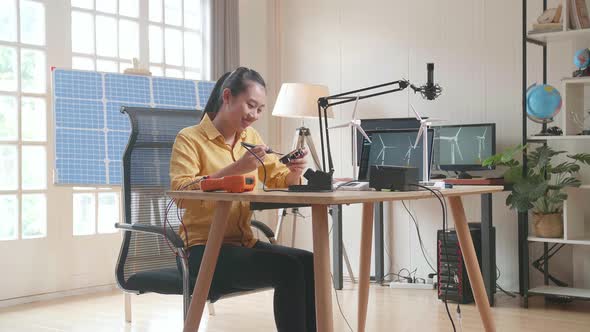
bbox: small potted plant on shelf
[483,145,590,238]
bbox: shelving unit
[527,28,590,43]
[527,135,590,141]
[528,286,590,299]
[521,0,590,308]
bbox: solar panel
[53,68,214,185]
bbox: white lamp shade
[272,83,334,119]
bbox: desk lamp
[272,83,332,170]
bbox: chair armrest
[115,223,185,248]
[250,220,275,242]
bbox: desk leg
[311,205,334,332]
[183,201,232,332]
[358,202,374,332]
[481,193,495,306]
[330,205,345,290]
[449,197,496,332]
[374,202,384,283]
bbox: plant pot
[532,213,563,238]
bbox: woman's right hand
[237,145,267,173]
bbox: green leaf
[550,162,580,174]
[504,165,523,184]
[547,191,568,205]
[508,177,548,213]
[568,153,590,166]
[556,177,582,188]
[482,144,526,168]
[528,145,565,169]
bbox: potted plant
[483,144,590,238]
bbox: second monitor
[433,123,496,179]
[358,128,434,182]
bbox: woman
[170,67,316,332]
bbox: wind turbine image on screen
[368,130,428,174]
[434,125,493,166]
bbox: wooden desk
[169,186,503,332]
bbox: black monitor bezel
[358,128,434,181]
[433,123,496,172]
[357,117,422,165]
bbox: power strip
[389,282,435,290]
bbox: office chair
[114,106,276,322]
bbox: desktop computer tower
[437,223,495,304]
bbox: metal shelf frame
[522,0,590,307]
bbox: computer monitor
[433,123,496,178]
[356,118,422,165]
[358,128,434,182]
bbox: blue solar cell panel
[56,129,105,160]
[152,77,197,107]
[197,81,215,109]
[56,158,107,184]
[105,74,151,104]
[55,99,104,129]
[109,161,122,185]
[53,69,214,185]
[107,130,131,161]
[106,102,148,132]
[53,69,102,100]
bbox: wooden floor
[1,282,590,331]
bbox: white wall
[255,0,584,292]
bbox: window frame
[67,0,209,237]
[0,0,49,241]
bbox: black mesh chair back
[115,107,202,295]
[114,106,277,321]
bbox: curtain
[205,0,240,80]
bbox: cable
[496,283,516,298]
[328,224,355,332]
[494,265,516,297]
[401,200,437,273]
[163,176,207,259]
[409,184,456,332]
[243,145,291,192]
[334,180,355,189]
[532,243,568,287]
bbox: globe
[526,84,562,124]
[574,48,590,69]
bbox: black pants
[188,241,316,332]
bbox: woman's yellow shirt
[169,115,290,248]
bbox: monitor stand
[455,171,474,179]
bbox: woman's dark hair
[202,67,266,120]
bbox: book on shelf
[554,4,563,23]
[569,0,590,29]
[530,4,563,33]
[529,23,563,34]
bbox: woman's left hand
[285,148,308,184]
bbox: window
[149,0,203,79]
[71,0,205,77]
[71,0,139,72]
[0,0,48,241]
[73,189,120,236]
[67,0,208,237]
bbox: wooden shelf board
[527,28,590,43]
[528,286,590,299]
[579,185,590,189]
[529,236,590,245]
[527,135,590,142]
[561,76,590,85]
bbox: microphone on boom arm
[410,63,442,100]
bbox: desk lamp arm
[316,79,413,174]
